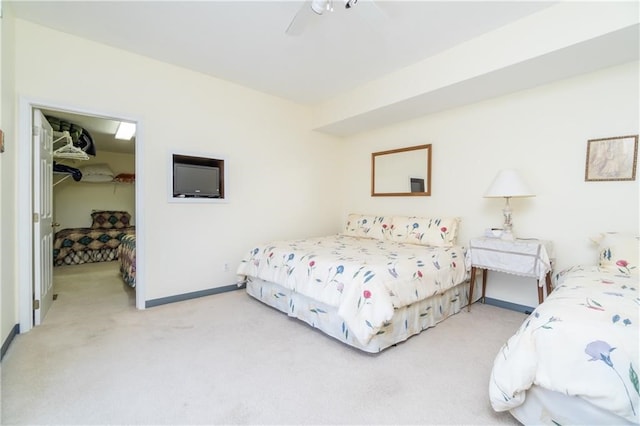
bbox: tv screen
[173,163,220,198]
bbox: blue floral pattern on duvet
[489,265,639,423]
[585,340,638,416]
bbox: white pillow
[342,214,386,240]
[81,163,114,182]
[387,216,460,247]
[597,233,639,275]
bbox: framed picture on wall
[585,135,638,181]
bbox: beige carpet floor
[1,261,525,425]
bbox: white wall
[14,19,343,302]
[5,14,638,339]
[1,6,17,347]
[341,61,639,308]
[53,151,135,230]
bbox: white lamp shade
[484,169,535,198]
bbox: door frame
[18,97,146,333]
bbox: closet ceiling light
[115,122,136,140]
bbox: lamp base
[500,230,515,240]
[502,197,513,235]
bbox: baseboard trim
[483,298,535,315]
[1,324,20,360]
[145,284,241,308]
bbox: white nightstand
[467,237,554,311]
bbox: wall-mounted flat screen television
[173,163,220,198]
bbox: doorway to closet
[42,107,137,325]
[18,99,145,332]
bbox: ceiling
[10,1,557,104]
[9,1,638,152]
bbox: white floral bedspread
[236,234,468,344]
[489,265,640,423]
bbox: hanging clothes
[53,162,83,181]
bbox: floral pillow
[597,233,638,275]
[386,216,460,247]
[342,214,386,240]
[91,210,132,229]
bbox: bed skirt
[246,277,482,353]
[510,385,635,425]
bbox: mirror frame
[371,144,432,197]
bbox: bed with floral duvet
[236,214,481,353]
[489,233,639,425]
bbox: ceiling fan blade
[286,1,316,36]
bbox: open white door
[33,109,54,325]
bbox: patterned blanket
[237,234,468,344]
[53,226,135,266]
[118,234,136,287]
[489,265,639,423]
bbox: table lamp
[484,169,535,240]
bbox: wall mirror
[371,144,432,196]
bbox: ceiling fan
[312,0,358,14]
[286,0,381,36]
